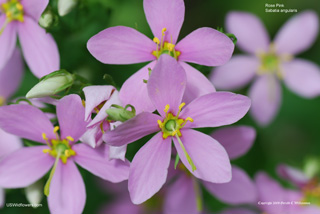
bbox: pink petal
[180,92,251,129]
[249,75,281,126]
[129,132,171,204]
[89,90,122,127]
[164,175,199,214]
[119,61,157,114]
[83,85,116,121]
[255,172,303,214]
[73,144,129,183]
[18,17,60,78]
[87,26,155,64]
[103,112,161,147]
[109,145,127,161]
[143,0,184,44]
[57,94,88,142]
[0,104,55,143]
[0,15,17,71]
[179,61,216,104]
[203,166,257,205]
[21,0,49,21]
[0,146,54,188]
[0,48,23,99]
[173,129,231,183]
[282,59,320,98]
[176,27,235,66]
[210,126,256,160]
[48,160,86,214]
[277,164,310,188]
[210,55,259,90]
[148,55,186,117]
[0,129,22,159]
[226,12,270,54]
[274,11,319,55]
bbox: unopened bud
[58,0,77,16]
[106,104,136,122]
[25,180,43,206]
[26,70,74,99]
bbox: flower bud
[39,11,54,28]
[58,0,77,16]
[25,180,43,206]
[26,70,74,99]
[106,104,136,122]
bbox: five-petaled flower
[87,0,234,113]
[103,55,251,204]
[0,94,129,214]
[211,11,320,126]
[0,0,59,78]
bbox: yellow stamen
[53,126,60,133]
[157,120,163,128]
[16,3,23,11]
[161,28,167,36]
[164,104,170,113]
[81,100,86,107]
[42,133,48,140]
[153,37,160,44]
[66,136,74,142]
[167,43,175,52]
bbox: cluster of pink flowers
[0,0,319,213]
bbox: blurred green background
[3,0,320,213]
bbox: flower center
[157,103,193,139]
[256,43,292,79]
[301,178,320,206]
[42,126,76,164]
[152,28,181,60]
[42,126,76,197]
[1,0,24,22]
[157,103,196,171]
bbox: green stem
[174,153,180,169]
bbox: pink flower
[211,11,320,126]
[81,85,128,160]
[0,0,60,78]
[164,126,257,214]
[255,172,320,214]
[0,94,129,214]
[103,55,251,204]
[0,47,23,208]
[87,0,234,113]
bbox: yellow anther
[164,104,170,113]
[167,43,175,52]
[178,103,185,111]
[42,133,48,140]
[65,150,70,157]
[69,150,76,156]
[81,100,86,107]
[53,126,60,133]
[16,3,23,11]
[66,136,74,142]
[185,117,194,122]
[42,149,50,154]
[6,11,12,18]
[153,37,160,44]
[161,28,167,36]
[157,120,164,128]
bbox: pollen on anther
[153,37,160,44]
[53,126,60,133]
[42,133,48,140]
[66,136,74,142]
[164,104,170,113]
